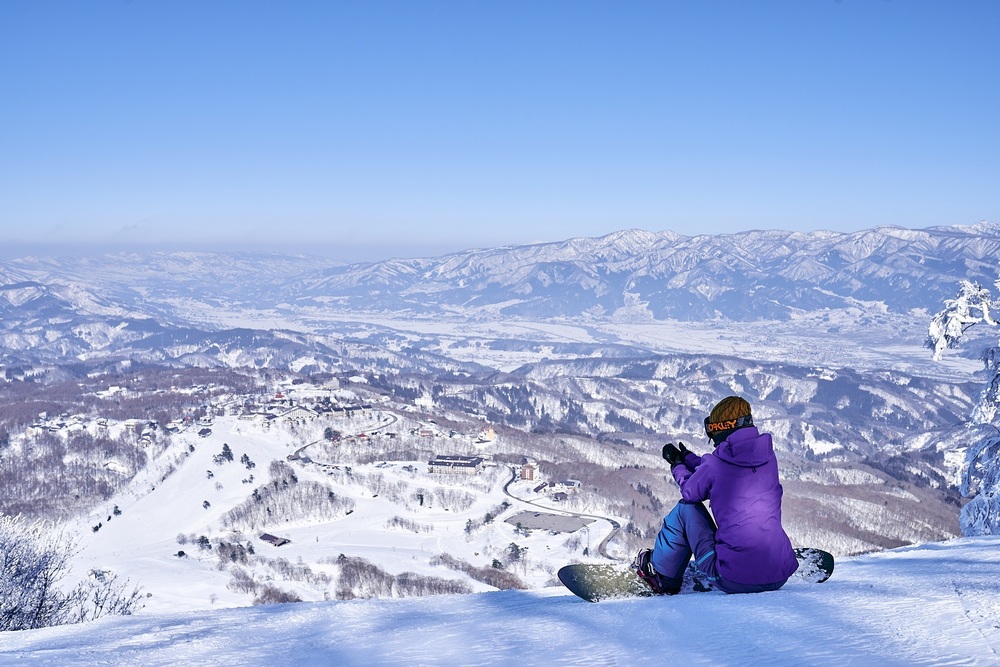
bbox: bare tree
[0,516,142,631]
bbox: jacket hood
[714,426,773,468]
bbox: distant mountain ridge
[5,222,1000,323]
[295,222,1000,320]
[1,222,998,371]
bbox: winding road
[285,411,625,561]
[501,467,623,561]
[288,411,400,462]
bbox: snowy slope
[1,537,998,666]
[64,412,613,614]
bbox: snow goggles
[704,413,754,436]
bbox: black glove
[662,442,685,467]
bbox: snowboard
[558,547,834,603]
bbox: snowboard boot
[632,549,681,595]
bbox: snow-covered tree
[928,279,1000,535]
[928,280,997,361]
[0,516,142,631]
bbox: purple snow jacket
[671,426,798,586]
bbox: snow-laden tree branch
[927,280,997,360]
[929,278,1000,535]
[0,516,142,631]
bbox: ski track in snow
[2,538,999,666]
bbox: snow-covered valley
[3,223,1000,664]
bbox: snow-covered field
[3,537,998,666]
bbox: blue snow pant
[650,500,788,594]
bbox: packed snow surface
[2,537,998,666]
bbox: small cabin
[259,533,291,547]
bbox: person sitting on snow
[634,396,798,594]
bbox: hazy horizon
[2,217,998,265]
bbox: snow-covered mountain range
[293,222,1000,319]
[3,223,999,661]
[4,222,1000,332]
[1,223,990,522]
[2,222,998,375]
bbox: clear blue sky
[1,1,998,260]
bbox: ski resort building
[427,455,483,475]
[278,405,318,423]
[259,533,291,547]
